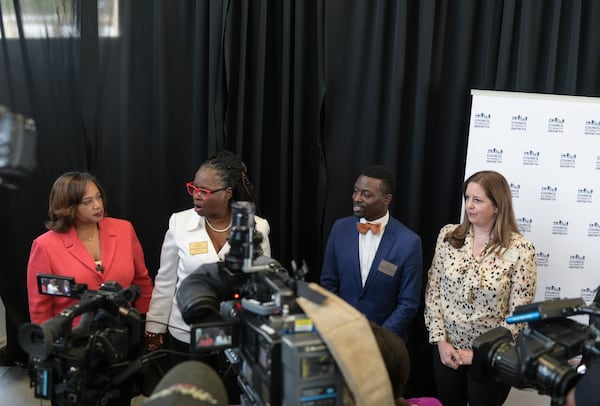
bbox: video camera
[18,275,145,405]
[175,201,343,406]
[0,104,37,188]
[472,290,600,405]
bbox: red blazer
[27,217,153,324]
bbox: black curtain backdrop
[1,0,599,396]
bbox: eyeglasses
[186,182,228,199]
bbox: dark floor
[0,363,50,405]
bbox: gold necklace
[205,218,232,233]
[78,227,97,242]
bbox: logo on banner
[474,113,491,128]
[516,217,532,233]
[576,187,593,203]
[510,183,520,198]
[536,252,550,267]
[522,150,540,166]
[544,285,561,300]
[511,115,528,131]
[486,148,503,164]
[584,119,600,136]
[588,222,600,237]
[552,220,569,236]
[568,254,585,270]
[559,153,576,168]
[547,117,565,133]
[540,185,558,201]
[580,287,598,305]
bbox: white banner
[465,90,600,304]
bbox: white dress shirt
[146,208,271,343]
[358,211,389,286]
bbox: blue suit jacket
[320,215,423,339]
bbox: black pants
[141,331,190,396]
[165,331,192,366]
[432,345,511,406]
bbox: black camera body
[0,105,37,188]
[235,311,340,406]
[18,275,144,405]
[472,294,600,404]
[176,202,343,406]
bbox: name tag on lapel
[377,260,398,277]
[189,241,209,255]
[502,248,519,263]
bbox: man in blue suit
[320,165,423,341]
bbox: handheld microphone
[143,361,228,406]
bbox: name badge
[503,248,519,263]
[377,260,398,277]
[189,241,209,255]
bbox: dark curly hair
[369,321,410,403]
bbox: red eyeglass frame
[185,182,228,198]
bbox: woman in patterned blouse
[424,170,537,406]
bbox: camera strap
[296,282,395,406]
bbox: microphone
[143,361,228,406]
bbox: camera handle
[241,297,278,316]
[112,350,170,385]
[506,298,591,324]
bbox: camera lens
[177,270,220,324]
[472,327,519,383]
[487,341,525,387]
[533,354,580,398]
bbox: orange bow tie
[356,222,382,234]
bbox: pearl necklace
[205,218,232,233]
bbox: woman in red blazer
[26,171,153,324]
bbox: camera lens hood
[177,271,220,324]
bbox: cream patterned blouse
[424,223,537,349]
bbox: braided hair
[201,150,256,204]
